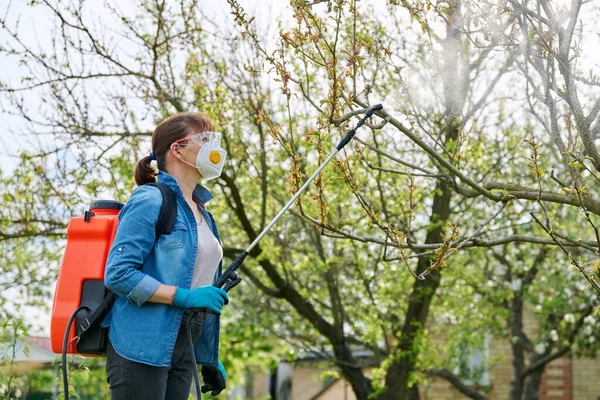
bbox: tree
[426,239,600,400]
[502,0,600,292]
[225,0,600,397]
[2,1,600,399]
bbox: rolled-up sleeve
[104,185,163,307]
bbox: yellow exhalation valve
[209,151,221,164]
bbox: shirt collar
[156,170,214,205]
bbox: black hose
[62,305,91,400]
[186,311,205,399]
[63,307,203,399]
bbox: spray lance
[185,103,384,398]
[214,103,384,291]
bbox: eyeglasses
[173,131,222,147]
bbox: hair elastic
[149,152,156,160]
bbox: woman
[100,112,230,399]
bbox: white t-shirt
[190,216,223,288]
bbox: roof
[27,336,52,352]
[0,335,93,373]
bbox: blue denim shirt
[100,170,222,367]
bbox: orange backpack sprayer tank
[50,200,124,356]
[50,183,176,400]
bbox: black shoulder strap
[78,290,115,335]
[146,182,177,236]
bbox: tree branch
[427,369,489,400]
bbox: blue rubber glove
[201,360,227,396]
[171,286,229,314]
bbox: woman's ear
[170,143,182,159]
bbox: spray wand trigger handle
[223,273,242,292]
[214,251,247,292]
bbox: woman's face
[170,131,222,179]
[178,139,202,163]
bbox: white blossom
[564,313,575,324]
[535,343,546,354]
[511,279,522,292]
[584,315,596,326]
[535,304,542,312]
[550,330,559,342]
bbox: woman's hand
[171,286,229,314]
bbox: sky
[0,0,290,173]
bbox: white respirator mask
[173,131,227,181]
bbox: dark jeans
[105,311,204,400]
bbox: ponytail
[134,155,159,186]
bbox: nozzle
[335,103,385,150]
[365,104,383,118]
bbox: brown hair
[134,112,217,185]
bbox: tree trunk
[523,368,544,400]
[333,339,373,399]
[380,1,465,397]
[379,175,451,399]
[509,293,526,400]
